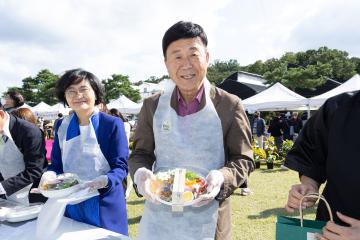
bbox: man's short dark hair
[55,68,104,106]
[162,21,208,57]
[58,113,63,118]
[6,90,25,108]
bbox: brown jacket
[129,86,254,240]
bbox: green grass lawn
[126,165,318,239]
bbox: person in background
[109,108,133,199]
[284,91,360,240]
[287,112,303,141]
[97,99,109,113]
[11,107,49,202]
[268,112,287,152]
[109,108,131,143]
[251,111,266,149]
[129,21,254,240]
[1,90,25,113]
[43,120,53,139]
[301,111,308,127]
[281,113,291,140]
[45,68,129,235]
[53,113,64,133]
[37,117,45,132]
[0,103,47,204]
[12,108,37,125]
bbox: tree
[207,59,242,85]
[300,47,356,82]
[351,57,360,74]
[246,60,266,75]
[257,47,357,90]
[18,69,59,106]
[102,74,141,103]
[144,75,169,84]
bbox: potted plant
[264,136,278,169]
[280,139,294,158]
[266,153,276,169]
[253,147,266,169]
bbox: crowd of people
[250,110,305,152]
[1,20,359,240]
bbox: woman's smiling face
[65,79,96,113]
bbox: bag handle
[299,193,333,227]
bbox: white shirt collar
[3,111,13,141]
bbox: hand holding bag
[276,193,333,240]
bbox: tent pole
[306,102,311,120]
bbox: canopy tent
[309,74,360,108]
[32,101,58,120]
[32,101,53,113]
[107,95,143,114]
[51,103,72,115]
[242,82,309,112]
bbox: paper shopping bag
[276,193,333,240]
[276,216,327,240]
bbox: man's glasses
[65,87,91,98]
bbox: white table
[0,217,131,240]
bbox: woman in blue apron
[47,69,129,235]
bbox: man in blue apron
[129,21,254,240]
[0,106,47,205]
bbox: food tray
[39,173,82,198]
[151,169,208,206]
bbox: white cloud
[0,0,359,95]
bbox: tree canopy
[102,74,141,103]
[244,47,358,90]
[5,70,141,105]
[20,69,59,106]
[207,59,243,85]
[3,47,359,104]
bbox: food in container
[40,173,81,198]
[151,169,208,206]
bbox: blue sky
[0,0,359,94]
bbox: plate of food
[39,173,81,198]
[151,169,208,206]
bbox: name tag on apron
[161,120,171,133]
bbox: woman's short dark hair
[162,21,208,58]
[55,68,104,106]
[6,90,25,108]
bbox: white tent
[32,101,53,113]
[32,101,57,120]
[51,103,72,115]
[309,74,360,108]
[242,82,309,112]
[107,95,143,114]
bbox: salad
[151,169,207,204]
[41,175,79,191]
[39,173,81,198]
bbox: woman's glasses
[65,87,91,98]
